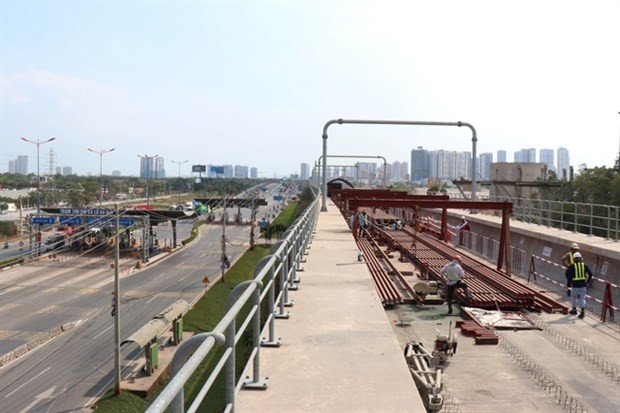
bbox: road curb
[0,322,79,368]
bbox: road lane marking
[93,324,113,340]
[18,385,56,413]
[147,293,160,303]
[5,367,51,398]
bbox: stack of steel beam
[356,234,404,306]
[371,225,567,313]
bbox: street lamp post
[21,136,56,256]
[137,154,159,206]
[171,160,188,208]
[20,137,56,215]
[88,147,115,207]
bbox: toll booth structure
[40,207,195,261]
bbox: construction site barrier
[529,255,618,322]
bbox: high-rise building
[16,155,28,175]
[250,167,258,178]
[356,162,377,183]
[391,161,408,183]
[429,150,451,180]
[539,149,555,174]
[344,166,356,180]
[234,165,249,178]
[479,153,493,180]
[497,150,507,162]
[300,163,310,180]
[410,147,429,182]
[557,147,570,180]
[514,148,536,163]
[154,157,165,178]
[62,166,72,176]
[456,151,472,180]
[223,165,233,178]
[139,156,164,179]
[427,150,471,181]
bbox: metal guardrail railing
[487,196,620,241]
[146,186,320,413]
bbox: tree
[569,166,619,205]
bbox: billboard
[210,165,224,174]
[192,165,206,173]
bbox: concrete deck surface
[236,201,426,413]
[235,201,620,413]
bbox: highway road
[0,208,268,412]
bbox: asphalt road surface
[0,221,251,413]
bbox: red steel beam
[348,199,512,272]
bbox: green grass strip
[96,200,304,413]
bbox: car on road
[45,234,66,251]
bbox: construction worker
[561,242,580,267]
[565,252,593,319]
[357,209,368,237]
[456,216,470,245]
[440,255,471,314]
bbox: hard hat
[573,252,582,260]
[461,216,466,220]
[570,242,579,249]
[454,255,462,262]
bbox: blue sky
[1,0,619,178]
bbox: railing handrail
[147,186,320,413]
[486,195,619,241]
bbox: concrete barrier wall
[425,210,620,316]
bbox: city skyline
[7,144,574,181]
[314,145,575,184]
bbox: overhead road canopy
[122,300,190,348]
[155,299,190,324]
[123,319,169,348]
[41,207,195,224]
[194,198,268,208]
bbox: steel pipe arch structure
[321,118,478,212]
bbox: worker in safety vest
[565,252,593,319]
[561,242,580,267]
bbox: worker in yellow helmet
[561,242,580,267]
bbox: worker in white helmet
[565,252,593,319]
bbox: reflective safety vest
[571,262,587,282]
